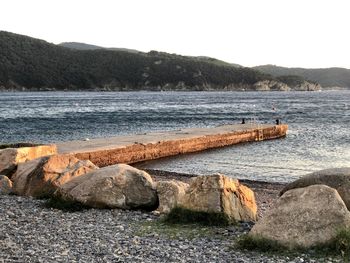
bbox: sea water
[1,91,349,182]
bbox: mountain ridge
[59,42,141,54]
[254,65,350,89]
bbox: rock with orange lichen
[180,174,257,222]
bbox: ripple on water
[1,91,349,183]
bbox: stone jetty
[57,123,288,167]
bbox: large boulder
[280,167,350,209]
[0,175,13,195]
[156,180,189,213]
[11,154,97,197]
[180,174,257,222]
[0,144,57,176]
[250,185,350,249]
[56,164,158,210]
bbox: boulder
[180,174,257,222]
[280,167,350,209]
[11,154,97,197]
[0,144,57,176]
[156,180,189,213]
[0,175,13,195]
[56,164,158,210]
[250,185,350,249]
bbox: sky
[1,0,349,69]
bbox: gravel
[0,194,342,263]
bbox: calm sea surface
[0,91,349,183]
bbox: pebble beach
[0,170,342,263]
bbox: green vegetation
[237,228,350,260]
[254,64,350,89]
[276,75,309,87]
[0,31,300,91]
[163,207,233,226]
[332,228,350,259]
[44,196,89,212]
[236,234,287,253]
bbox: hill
[59,42,104,50]
[0,31,318,91]
[254,65,350,89]
[59,42,140,53]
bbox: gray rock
[251,184,350,249]
[156,180,188,213]
[56,164,158,210]
[180,174,257,222]
[280,167,350,209]
[0,175,13,194]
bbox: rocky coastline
[0,169,342,262]
[0,145,346,262]
[0,80,321,92]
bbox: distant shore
[1,88,342,92]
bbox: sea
[0,91,349,183]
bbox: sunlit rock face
[11,154,97,197]
[253,80,320,91]
[0,144,57,176]
[179,174,257,222]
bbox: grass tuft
[44,196,89,212]
[331,228,350,259]
[236,234,286,252]
[237,228,350,261]
[163,206,233,226]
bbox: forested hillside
[0,31,318,91]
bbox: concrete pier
[57,124,288,167]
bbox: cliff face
[253,80,290,91]
[252,80,320,91]
[293,81,321,91]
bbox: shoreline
[2,169,339,262]
[0,89,341,92]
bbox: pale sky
[1,0,349,69]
